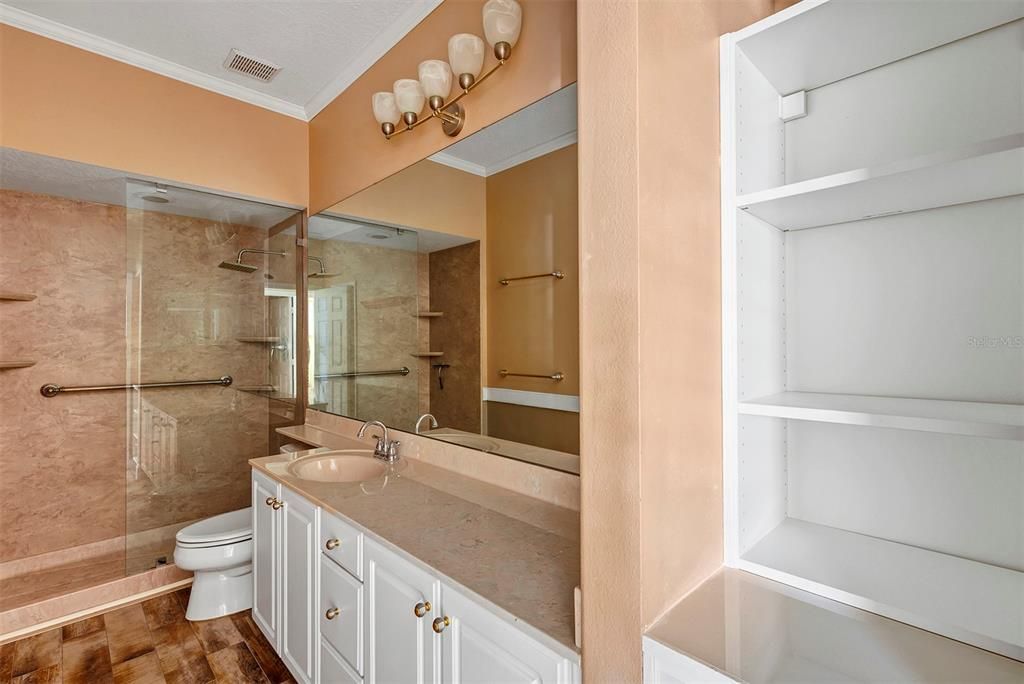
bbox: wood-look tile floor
[0,588,293,684]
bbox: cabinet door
[642,637,735,684]
[440,584,571,684]
[280,487,318,684]
[364,539,440,684]
[251,470,280,648]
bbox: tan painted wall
[308,0,576,213]
[329,159,486,240]
[578,0,771,680]
[486,145,578,396]
[0,25,309,207]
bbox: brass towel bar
[315,367,410,379]
[40,376,233,398]
[499,369,565,381]
[499,271,565,286]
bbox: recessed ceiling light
[369,233,390,240]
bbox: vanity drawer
[320,554,363,675]
[321,638,361,684]
[321,509,363,580]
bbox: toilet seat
[176,508,252,548]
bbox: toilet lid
[176,508,252,546]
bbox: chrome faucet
[415,413,439,434]
[357,420,400,462]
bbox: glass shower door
[124,181,301,573]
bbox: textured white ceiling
[431,83,577,175]
[1,147,298,228]
[2,0,438,117]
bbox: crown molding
[304,0,442,120]
[429,130,578,178]
[427,152,488,177]
[2,4,302,121]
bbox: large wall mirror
[308,84,578,474]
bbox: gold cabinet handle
[413,601,431,618]
[271,499,283,510]
[325,538,340,551]
[265,497,275,507]
[432,616,450,634]
[325,607,340,620]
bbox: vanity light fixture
[371,0,522,140]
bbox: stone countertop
[250,442,580,655]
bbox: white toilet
[173,507,253,621]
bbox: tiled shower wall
[0,189,285,610]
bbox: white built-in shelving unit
[721,0,1024,668]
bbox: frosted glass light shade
[418,60,453,99]
[448,33,485,78]
[371,92,401,125]
[393,79,425,115]
[482,0,522,48]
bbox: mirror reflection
[309,84,578,474]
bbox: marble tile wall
[0,190,128,565]
[428,242,482,433]
[308,238,424,430]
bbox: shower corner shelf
[0,361,37,369]
[416,311,444,318]
[236,336,283,343]
[411,352,444,358]
[0,291,37,301]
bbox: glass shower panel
[124,181,300,573]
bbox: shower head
[218,259,259,273]
[307,256,339,279]
[219,248,285,273]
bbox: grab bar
[499,271,565,286]
[40,376,233,398]
[499,369,564,381]
[315,367,410,379]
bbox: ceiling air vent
[223,49,281,83]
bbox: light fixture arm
[384,51,509,140]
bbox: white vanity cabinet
[440,582,575,684]
[252,470,281,647]
[364,538,440,683]
[250,470,580,684]
[251,471,319,684]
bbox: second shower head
[219,248,285,273]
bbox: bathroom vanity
[248,444,580,684]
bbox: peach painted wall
[328,160,486,241]
[485,145,578,396]
[0,25,308,207]
[578,0,771,680]
[308,0,576,213]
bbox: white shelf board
[735,0,1024,95]
[740,518,1024,661]
[736,134,1024,230]
[739,392,1024,440]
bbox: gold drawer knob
[265,497,275,507]
[271,499,283,510]
[432,616,450,634]
[413,601,431,618]
[325,607,340,620]
[325,538,341,551]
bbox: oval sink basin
[287,450,385,483]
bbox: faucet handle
[387,440,400,460]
